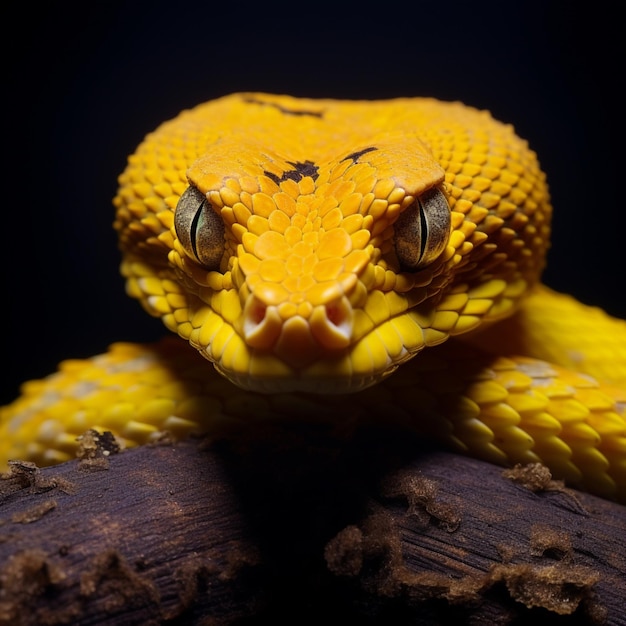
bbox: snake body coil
[2,94,625,501]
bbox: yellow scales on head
[115,93,549,393]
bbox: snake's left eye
[174,185,225,270]
[394,186,450,270]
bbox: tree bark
[1,423,625,625]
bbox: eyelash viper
[1,93,625,502]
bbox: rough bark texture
[1,423,625,625]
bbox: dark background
[2,1,624,405]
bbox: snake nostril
[248,300,267,325]
[309,297,353,349]
[326,300,349,328]
[242,297,282,349]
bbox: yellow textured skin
[1,94,625,501]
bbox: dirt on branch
[1,423,625,625]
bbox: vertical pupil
[190,200,206,261]
[418,199,428,262]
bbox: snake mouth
[211,352,401,395]
[213,293,371,392]
[199,297,424,394]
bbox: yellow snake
[2,93,625,501]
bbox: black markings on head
[242,96,323,118]
[264,160,320,184]
[341,147,378,163]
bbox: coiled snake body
[2,94,625,501]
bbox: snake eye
[174,185,225,269]
[394,186,450,270]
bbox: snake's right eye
[174,186,225,270]
[394,186,450,271]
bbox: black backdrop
[3,1,624,404]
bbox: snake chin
[213,364,398,395]
[205,342,403,394]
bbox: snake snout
[242,295,353,369]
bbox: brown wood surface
[1,424,625,625]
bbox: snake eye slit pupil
[417,197,429,260]
[189,199,206,261]
[394,186,450,271]
[174,185,225,270]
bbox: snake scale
[2,93,625,502]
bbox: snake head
[114,94,550,393]
[167,130,459,392]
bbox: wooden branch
[1,424,625,625]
